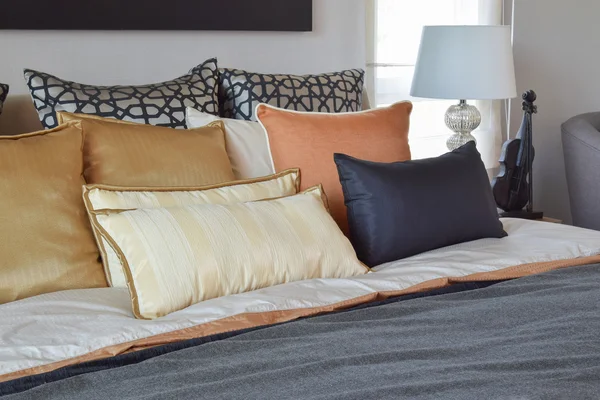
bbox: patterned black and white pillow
[219,68,365,120]
[24,58,220,129]
[0,83,8,116]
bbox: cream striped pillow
[83,169,300,287]
[92,186,368,319]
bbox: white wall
[5,0,588,224]
[0,0,366,133]
[510,0,600,223]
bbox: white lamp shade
[410,25,517,100]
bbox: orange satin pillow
[58,112,235,187]
[0,122,106,303]
[257,102,412,233]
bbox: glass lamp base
[444,100,481,151]
[446,132,477,151]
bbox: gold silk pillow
[0,122,106,303]
[57,112,235,186]
[92,186,368,319]
[83,169,301,287]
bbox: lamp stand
[444,100,481,151]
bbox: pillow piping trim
[253,101,414,174]
[82,168,301,286]
[92,184,365,319]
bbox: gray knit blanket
[3,264,600,399]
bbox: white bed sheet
[1,218,600,376]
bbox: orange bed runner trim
[3,254,600,383]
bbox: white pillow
[186,107,274,180]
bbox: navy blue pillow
[334,142,506,267]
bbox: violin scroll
[522,90,537,115]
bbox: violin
[492,90,538,212]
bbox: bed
[2,61,600,399]
[2,218,600,398]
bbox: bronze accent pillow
[58,112,235,186]
[0,122,106,303]
[257,102,413,234]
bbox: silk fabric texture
[84,169,301,287]
[185,107,275,180]
[57,112,235,186]
[334,142,506,267]
[256,102,412,234]
[93,187,368,319]
[0,122,106,303]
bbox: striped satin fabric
[94,186,368,319]
[84,169,300,287]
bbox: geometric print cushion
[218,68,365,121]
[24,58,220,130]
[0,83,8,116]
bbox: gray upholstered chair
[562,112,600,230]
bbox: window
[366,0,504,167]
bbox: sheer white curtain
[366,0,505,168]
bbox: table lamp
[410,25,517,150]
